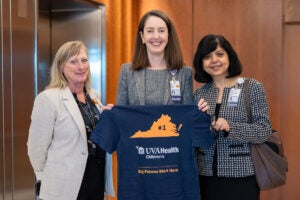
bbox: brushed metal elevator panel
[1,0,37,199]
[52,10,106,101]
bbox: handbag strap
[244,79,285,157]
[244,78,252,123]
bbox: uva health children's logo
[131,114,181,160]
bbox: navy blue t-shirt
[90,104,213,200]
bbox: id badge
[227,88,241,107]
[170,80,181,103]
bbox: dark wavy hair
[132,10,183,70]
[193,34,242,83]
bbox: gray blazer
[116,63,193,105]
[27,87,114,200]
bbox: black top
[73,93,105,159]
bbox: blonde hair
[46,40,92,91]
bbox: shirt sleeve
[181,67,193,104]
[90,109,119,154]
[192,110,214,148]
[116,64,129,105]
[228,79,272,143]
[27,92,56,180]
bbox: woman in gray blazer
[27,41,114,200]
[116,10,194,106]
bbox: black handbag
[244,79,288,190]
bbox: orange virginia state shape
[130,114,182,138]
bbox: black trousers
[77,153,106,200]
[199,175,260,200]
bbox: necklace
[75,94,99,136]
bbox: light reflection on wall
[89,48,106,104]
[37,61,50,92]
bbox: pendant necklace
[76,94,99,135]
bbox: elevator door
[38,0,106,102]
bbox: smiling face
[62,49,89,89]
[202,45,230,79]
[140,16,169,57]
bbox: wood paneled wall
[192,1,282,129]
[281,24,300,200]
[281,1,300,200]
[93,0,299,199]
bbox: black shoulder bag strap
[244,78,280,154]
[244,78,252,123]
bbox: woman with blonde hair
[28,40,114,200]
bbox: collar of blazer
[61,87,87,141]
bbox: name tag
[170,80,181,103]
[227,88,241,107]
